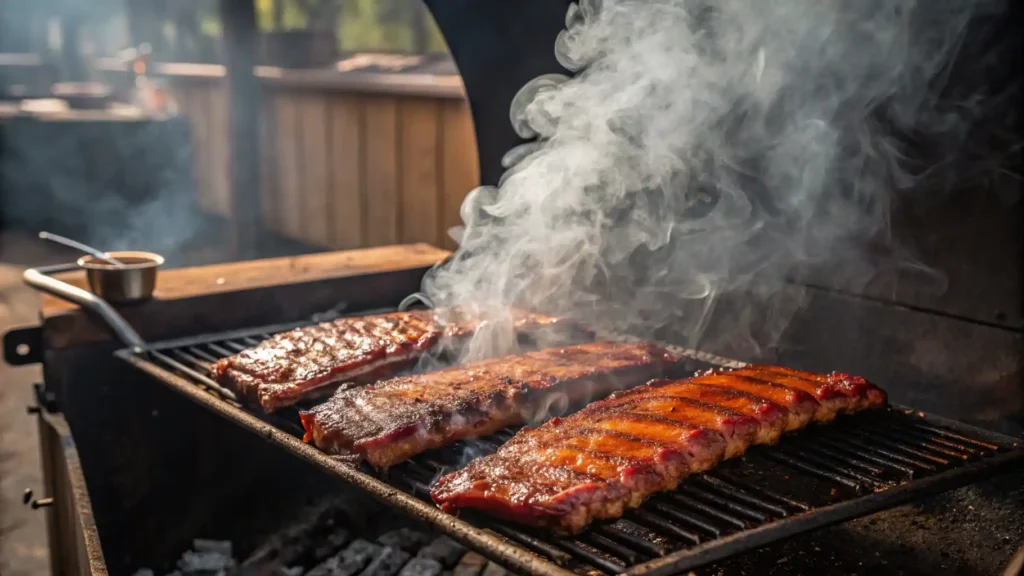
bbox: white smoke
[423,0,1006,356]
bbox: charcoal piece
[416,537,466,568]
[313,529,353,562]
[358,546,410,576]
[307,557,344,576]
[232,566,296,576]
[193,539,233,556]
[342,540,386,574]
[178,549,236,573]
[397,557,443,576]
[479,562,507,576]
[452,552,487,576]
[377,528,432,554]
[309,539,383,576]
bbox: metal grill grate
[116,320,1024,576]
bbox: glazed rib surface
[299,341,680,468]
[431,366,887,533]
[211,309,565,412]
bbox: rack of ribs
[211,309,569,412]
[431,366,887,534]
[299,341,681,469]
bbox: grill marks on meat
[431,366,887,533]
[299,341,680,469]
[211,310,565,413]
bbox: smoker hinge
[4,325,43,366]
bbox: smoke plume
[423,0,1006,358]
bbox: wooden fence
[165,64,479,251]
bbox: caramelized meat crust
[299,341,680,469]
[211,309,566,412]
[431,367,887,533]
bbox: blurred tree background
[212,0,446,55]
[0,0,448,66]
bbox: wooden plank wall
[171,78,479,251]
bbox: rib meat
[431,366,887,533]
[211,309,568,412]
[299,341,680,469]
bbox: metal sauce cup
[77,251,164,304]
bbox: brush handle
[38,231,125,268]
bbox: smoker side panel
[37,410,109,576]
[423,0,572,186]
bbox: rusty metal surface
[37,410,109,576]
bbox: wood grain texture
[271,92,303,240]
[259,90,279,231]
[297,94,332,246]
[328,94,365,248]
[166,76,480,251]
[39,244,451,349]
[399,97,441,245]
[208,83,232,217]
[364,96,400,246]
[178,84,212,215]
[440,98,480,250]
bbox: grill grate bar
[206,342,236,359]
[707,472,811,511]
[579,532,644,565]
[868,424,982,457]
[171,349,212,373]
[661,493,747,530]
[761,451,864,490]
[148,350,239,402]
[487,525,574,566]
[694,476,791,516]
[908,422,1001,451]
[222,340,248,353]
[422,458,451,475]
[627,510,702,545]
[187,346,220,364]
[676,485,769,523]
[777,447,888,488]
[833,436,936,472]
[553,540,625,574]
[593,523,669,558]
[849,429,951,465]
[884,424,987,450]
[814,437,917,477]
[649,501,724,537]
[859,423,974,460]
[783,441,887,476]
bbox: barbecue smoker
[5,1,1024,575]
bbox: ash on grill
[131,501,509,576]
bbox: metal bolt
[31,498,54,509]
